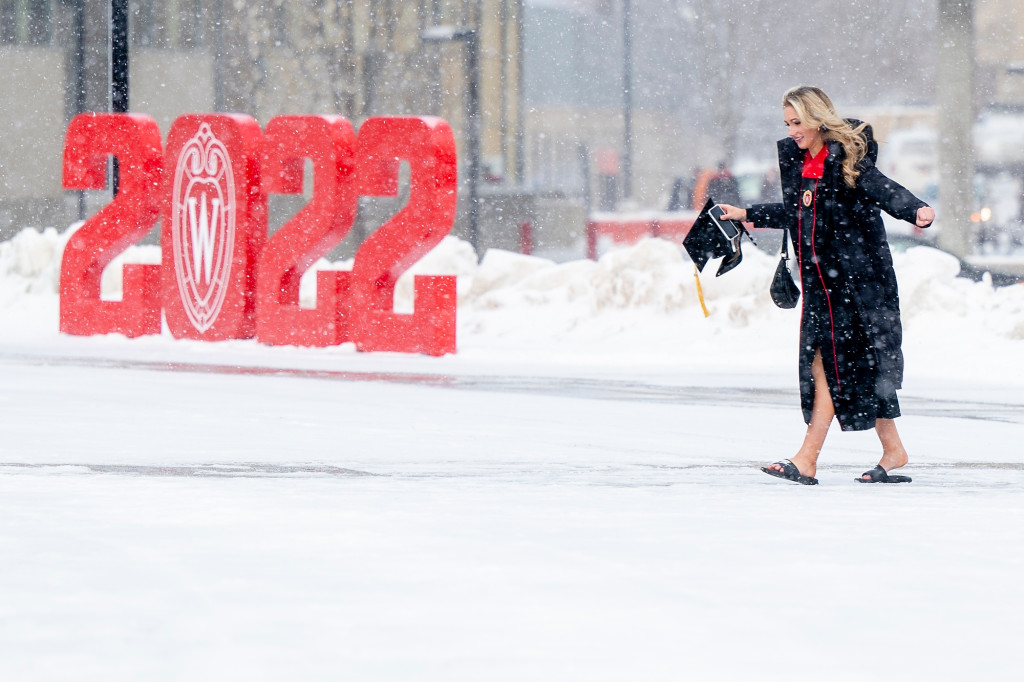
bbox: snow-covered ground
[2,225,1023,681]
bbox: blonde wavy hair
[782,86,868,188]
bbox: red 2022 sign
[60,112,458,356]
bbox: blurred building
[4,0,1024,250]
[522,0,718,212]
[0,0,526,250]
[977,0,1024,105]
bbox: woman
[719,86,935,485]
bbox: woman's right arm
[719,203,787,229]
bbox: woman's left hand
[916,206,935,227]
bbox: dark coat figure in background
[759,168,781,203]
[667,176,691,211]
[706,163,742,206]
[719,86,934,486]
[690,164,741,210]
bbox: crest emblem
[170,123,236,332]
[802,189,813,207]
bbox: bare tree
[661,0,937,165]
[670,0,760,165]
[937,0,975,258]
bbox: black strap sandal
[857,465,912,484]
[761,459,818,485]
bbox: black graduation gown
[747,126,929,431]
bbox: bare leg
[863,418,910,480]
[768,349,834,478]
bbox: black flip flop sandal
[761,459,818,485]
[857,465,912,484]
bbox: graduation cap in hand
[683,199,747,276]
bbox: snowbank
[2,224,1023,382]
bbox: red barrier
[585,213,698,259]
[519,221,533,255]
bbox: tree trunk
[936,0,975,258]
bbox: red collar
[802,145,828,179]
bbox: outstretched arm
[720,202,788,230]
[858,159,934,228]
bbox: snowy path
[2,349,1023,681]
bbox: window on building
[134,0,157,46]
[130,0,206,49]
[528,131,588,194]
[0,0,54,46]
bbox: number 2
[257,115,358,347]
[351,116,458,356]
[60,113,163,337]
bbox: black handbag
[770,229,800,309]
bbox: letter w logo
[170,122,237,333]
[187,193,220,285]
